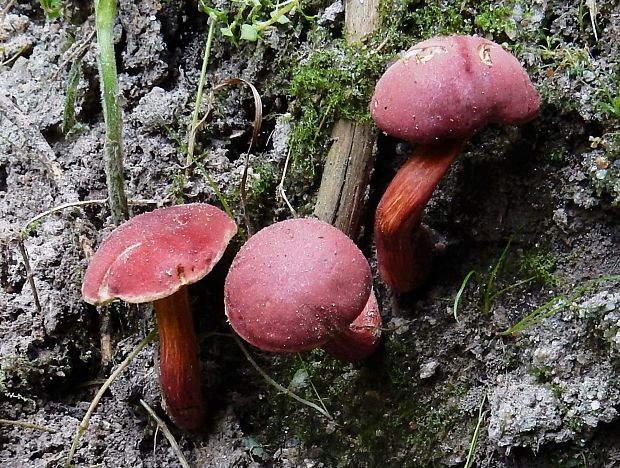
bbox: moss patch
[242,332,475,466]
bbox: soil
[1,0,620,467]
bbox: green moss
[287,44,386,181]
[519,249,561,287]
[244,161,280,224]
[548,149,568,163]
[0,355,29,398]
[0,354,54,402]
[551,454,588,468]
[529,365,552,383]
[246,333,473,466]
[589,63,620,204]
[474,3,515,37]
[535,36,600,114]
[407,1,470,38]
[164,173,190,205]
[39,0,64,20]
[285,0,535,191]
[380,0,528,45]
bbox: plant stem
[139,400,191,468]
[464,393,487,468]
[65,329,157,467]
[231,334,333,419]
[187,16,217,167]
[255,0,297,32]
[95,0,128,225]
[0,418,56,433]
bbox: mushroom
[82,203,237,430]
[370,35,540,292]
[224,218,381,362]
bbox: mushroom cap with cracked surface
[370,35,540,144]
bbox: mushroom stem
[322,291,381,362]
[153,286,205,430]
[374,140,466,292]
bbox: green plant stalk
[453,270,477,323]
[255,0,298,32]
[481,240,511,314]
[499,275,620,336]
[139,400,191,468]
[231,334,333,419]
[187,17,217,167]
[194,160,235,221]
[464,393,487,468]
[95,0,129,225]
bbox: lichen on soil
[1,0,620,466]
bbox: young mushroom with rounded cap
[82,203,237,430]
[370,35,540,292]
[224,218,381,362]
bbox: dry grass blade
[20,197,159,238]
[65,329,157,467]
[278,148,298,218]
[586,0,598,41]
[139,400,191,468]
[1,46,30,67]
[186,96,214,167]
[49,26,96,84]
[20,199,108,238]
[16,240,42,314]
[211,77,263,236]
[15,198,158,317]
[0,418,57,433]
[211,78,263,151]
[0,0,16,23]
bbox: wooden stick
[313,0,380,239]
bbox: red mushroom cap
[224,218,373,353]
[370,35,540,144]
[82,204,237,305]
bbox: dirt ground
[1,0,620,466]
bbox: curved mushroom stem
[374,140,466,292]
[153,286,205,430]
[322,290,382,362]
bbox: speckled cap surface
[370,35,540,144]
[224,218,373,353]
[82,203,237,305]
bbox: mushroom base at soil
[154,285,205,430]
[374,140,465,292]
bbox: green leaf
[240,23,259,41]
[289,368,309,390]
[220,26,234,37]
[39,0,63,19]
[274,13,290,24]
